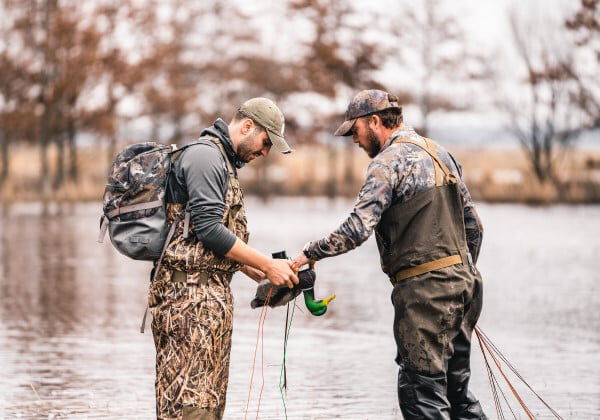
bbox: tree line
[0,0,598,197]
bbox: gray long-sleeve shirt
[166,120,244,256]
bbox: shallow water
[0,199,598,419]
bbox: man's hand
[263,258,299,289]
[224,238,298,288]
[292,253,315,271]
[241,265,265,283]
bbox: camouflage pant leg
[149,265,234,420]
[391,265,485,419]
[182,405,225,420]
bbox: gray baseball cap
[239,97,292,154]
[334,90,402,136]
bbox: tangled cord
[244,287,273,420]
[475,327,563,420]
[278,298,298,420]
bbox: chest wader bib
[148,137,248,420]
[376,138,486,420]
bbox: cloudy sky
[240,0,596,148]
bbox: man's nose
[261,147,270,157]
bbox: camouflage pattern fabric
[305,127,483,263]
[103,142,173,221]
[334,89,401,136]
[150,136,249,419]
[149,264,233,419]
[343,89,400,119]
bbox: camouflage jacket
[305,126,483,264]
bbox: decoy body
[250,268,335,316]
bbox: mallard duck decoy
[250,267,335,316]
[302,287,336,316]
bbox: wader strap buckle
[393,254,463,285]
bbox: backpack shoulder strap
[172,136,235,178]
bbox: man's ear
[368,115,381,130]
[241,118,254,135]
[367,115,380,130]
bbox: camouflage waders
[149,137,248,420]
[376,138,486,419]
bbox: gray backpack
[98,141,192,264]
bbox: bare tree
[0,51,32,185]
[391,0,483,136]
[503,7,584,188]
[566,0,600,128]
[289,0,387,197]
[133,0,271,146]
[1,0,154,191]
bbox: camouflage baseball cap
[239,97,292,154]
[334,89,401,136]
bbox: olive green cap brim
[267,130,293,154]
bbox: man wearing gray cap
[294,90,486,419]
[150,97,298,420]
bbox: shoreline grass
[1,144,599,204]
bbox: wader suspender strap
[211,139,236,178]
[210,139,239,228]
[396,138,458,186]
[390,137,463,284]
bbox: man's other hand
[292,253,315,271]
[263,259,299,288]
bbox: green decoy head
[303,289,336,316]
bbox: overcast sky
[237,0,597,148]
[122,0,596,149]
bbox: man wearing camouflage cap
[293,90,486,419]
[150,97,298,419]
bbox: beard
[237,133,259,163]
[365,127,381,158]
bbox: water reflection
[0,200,599,418]
[1,203,84,415]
